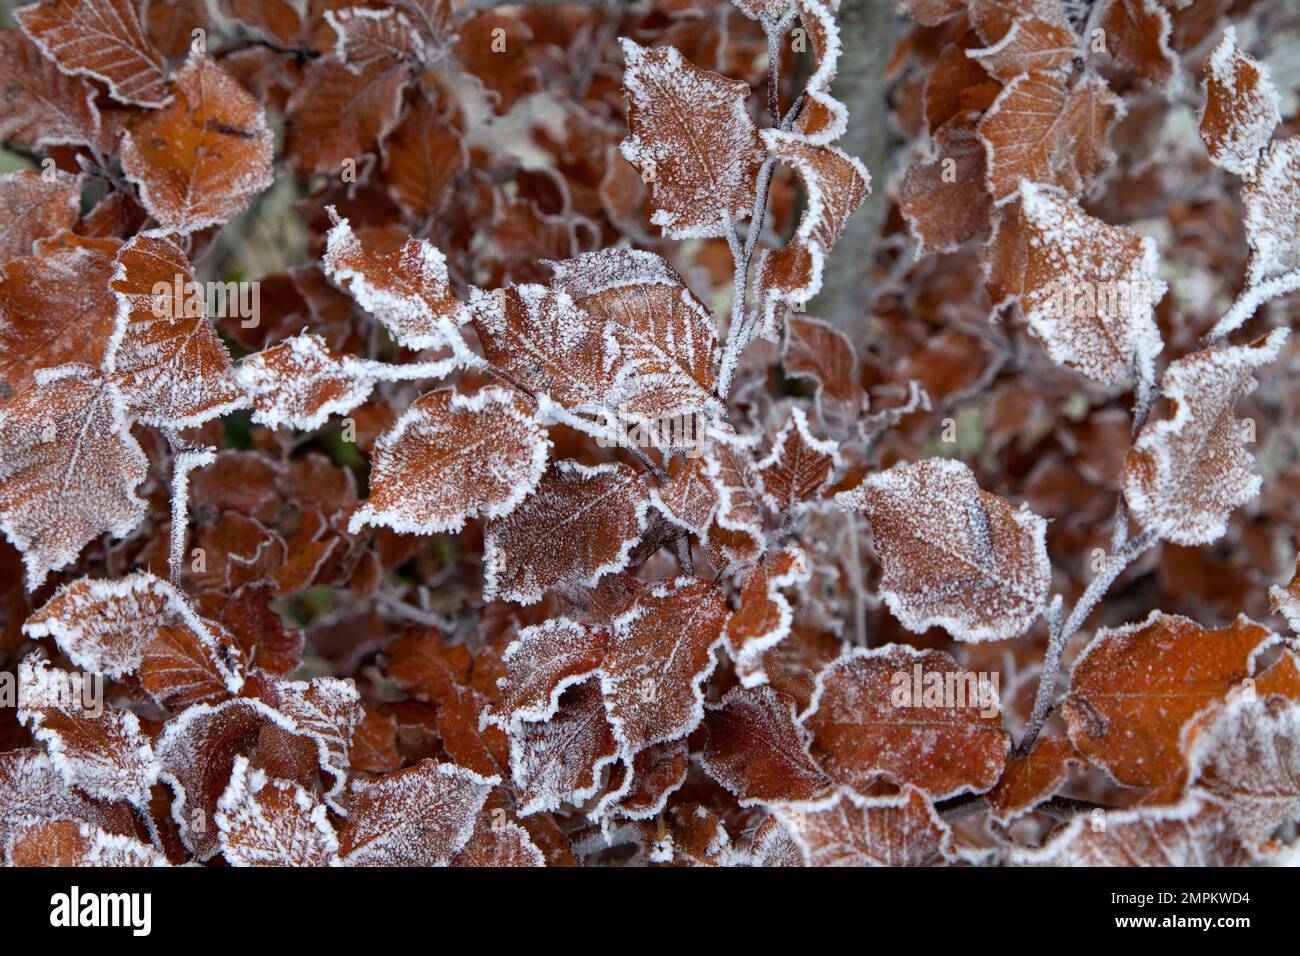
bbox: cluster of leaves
[0,0,1297,867]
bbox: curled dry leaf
[1200,26,1280,181]
[802,646,1009,799]
[722,546,811,686]
[1090,0,1178,91]
[966,13,1078,82]
[1122,329,1288,546]
[7,819,165,867]
[348,386,550,536]
[121,54,274,234]
[775,787,955,867]
[215,755,339,867]
[0,170,80,264]
[756,407,840,516]
[836,458,1051,642]
[987,735,1082,825]
[1062,611,1276,788]
[619,38,764,240]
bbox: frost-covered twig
[166,440,216,589]
[1204,268,1300,343]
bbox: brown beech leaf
[722,547,811,686]
[1013,798,1252,866]
[215,754,338,866]
[1019,181,1165,386]
[0,170,80,265]
[978,70,1123,205]
[967,14,1078,82]
[1199,26,1280,180]
[15,0,169,108]
[775,787,955,867]
[1241,138,1300,289]
[1091,0,1178,91]
[327,6,426,68]
[468,283,628,414]
[966,0,1071,44]
[121,54,273,234]
[0,367,146,590]
[1062,611,1277,788]
[323,213,472,356]
[750,814,804,866]
[546,248,721,426]
[348,386,550,535]
[249,676,363,808]
[219,0,302,46]
[284,54,408,177]
[836,458,1050,642]
[338,758,496,865]
[0,29,102,149]
[0,231,121,398]
[7,818,165,867]
[899,114,992,255]
[650,454,718,536]
[987,735,1081,825]
[703,685,832,806]
[895,0,963,26]
[140,622,240,712]
[0,749,140,856]
[619,38,764,240]
[1122,329,1287,546]
[107,232,246,428]
[756,408,839,516]
[754,132,870,337]
[730,0,792,20]
[802,646,1009,799]
[925,43,1002,135]
[507,678,620,816]
[18,656,157,804]
[452,815,545,867]
[483,460,651,605]
[382,91,466,221]
[1184,688,1300,851]
[782,315,861,408]
[596,738,689,821]
[790,0,849,145]
[350,709,401,775]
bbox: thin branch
[165,436,216,589]
[1203,269,1300,344]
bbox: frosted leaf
[730,0,792,20]
[802,646,1009,799]
[120,54,274,234]
[1200,27,1280,180]
[0,750,137,854]
[141,623,240,711]
[1185,688,1300,850]
[649,804,734,866]
[468,283,628,413]
[339,758,496,866]
[488,619,607,731]
[836,458,1051,642]
[596,738,689,821]
[0,366,146,590]
[1019,181,1165,386]
[483,460,651,605]
[18,656,158,805]
[1062,611,1276,788]
[7,819,166,867]
[0,29,102,149]
[723,547,811,687]
[1091,0,1178,91]
[1011,797,1251,866]
[546,248,721,426]
[966,15,1078,82]
[986,735,1081,825]
[0,231,121,398]
[0,170,80,264]
[284,53,407,177]
[216,755,339,867]
[966,0,1070,44]
[107,232,246,428]
[1122,329,1288,546]
[754,132,870,337]
[433,682,510,780]
[750,815,804,866]
[327,7,425,68]
[895,0,963,26]
[756,408,839,516]
[782,315,861,409]
[381,90,467,221]
[251,676,362,809]
[789,0,848,145]
[1241,138,1300,287]
[452,816,545,867]
[619,38,764,240]
[350,386,549,535]
[15,0,169,108]
[899,114,992,256]
[978,70,1123,205]
[702,685,831,806]
[650,455,718,535]
[775,787,955,867]
[701,422,767,559]
[156,698,274,860]
[507,679,620,816]
[323,212,473,357]
[603,578,731,753]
